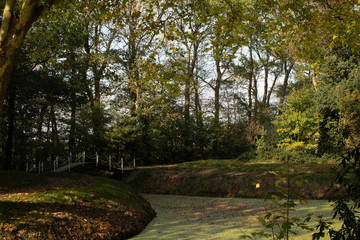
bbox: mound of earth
[0,174,156,239]
[44,194,156,239]
[124,166,340,200]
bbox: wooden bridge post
[82,151,85,167]
[109,156,112,170]
[133,158,136,169]
[121,158,124,173]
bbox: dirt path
[131,194,337,240]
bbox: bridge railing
[27,152,136,174]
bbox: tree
[275,87,319,153]
[258,0,360,89]
[107,0,170,162]
[205,0,243,155]
[256,1,360,237]
[310,49,360,240]
[0,0,59,115]
[164,0,212,158]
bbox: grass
[141,158,336,183]
[0,171,153,239]
[129,159,337,199]
[176,159,336,185]
[176,158,334,171]
[0,171,48,190]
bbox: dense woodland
[0,0,359,170]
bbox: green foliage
[313,148,360,240]
[275,87,319,152]
[258,0,360,62]
[308,50,360,239]
[237,148,257,162]
[252,196,312,239]
[241,153,314,240]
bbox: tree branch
[0,0,16,43]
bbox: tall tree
[165,0,213,157]
[170,0,209,125]
[205,0,244,155]
[112,0,167,113]
[0,0,59,115]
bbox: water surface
[131,194,336,240]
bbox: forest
[0,0,359,172]
[1,0,360,239]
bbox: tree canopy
[0,0,358,164]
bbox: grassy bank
[125,159,337,199]
[0,171,155,239]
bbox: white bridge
[26,152,136,174]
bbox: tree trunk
[69,98,76,153]
[128,53,139,117]
[266,69,281,107]
[214,68,221,128]
[194,81,203,126]
[312,65,318,90]
[35,104,47,165]
[213,57,222,155]
[184,48,191,126]
[253,74,259,120]
[0,0,58,115]
[3,83,16,170]
[279,61,294,106]
[68,52,77,154]
[50,101,59,162]
[262,65,269,105]
[88,20,116,151]
[260,52,270,106]
[247,45,254,123]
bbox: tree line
[0,0,359,171]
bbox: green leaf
[257,216,266,226]
[282,221,294,230]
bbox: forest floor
[0,171,155,239]
[125,159,339,199]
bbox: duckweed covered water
[131,194,337,240]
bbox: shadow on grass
[0,200,134,239]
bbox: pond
[131,194,336,240]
